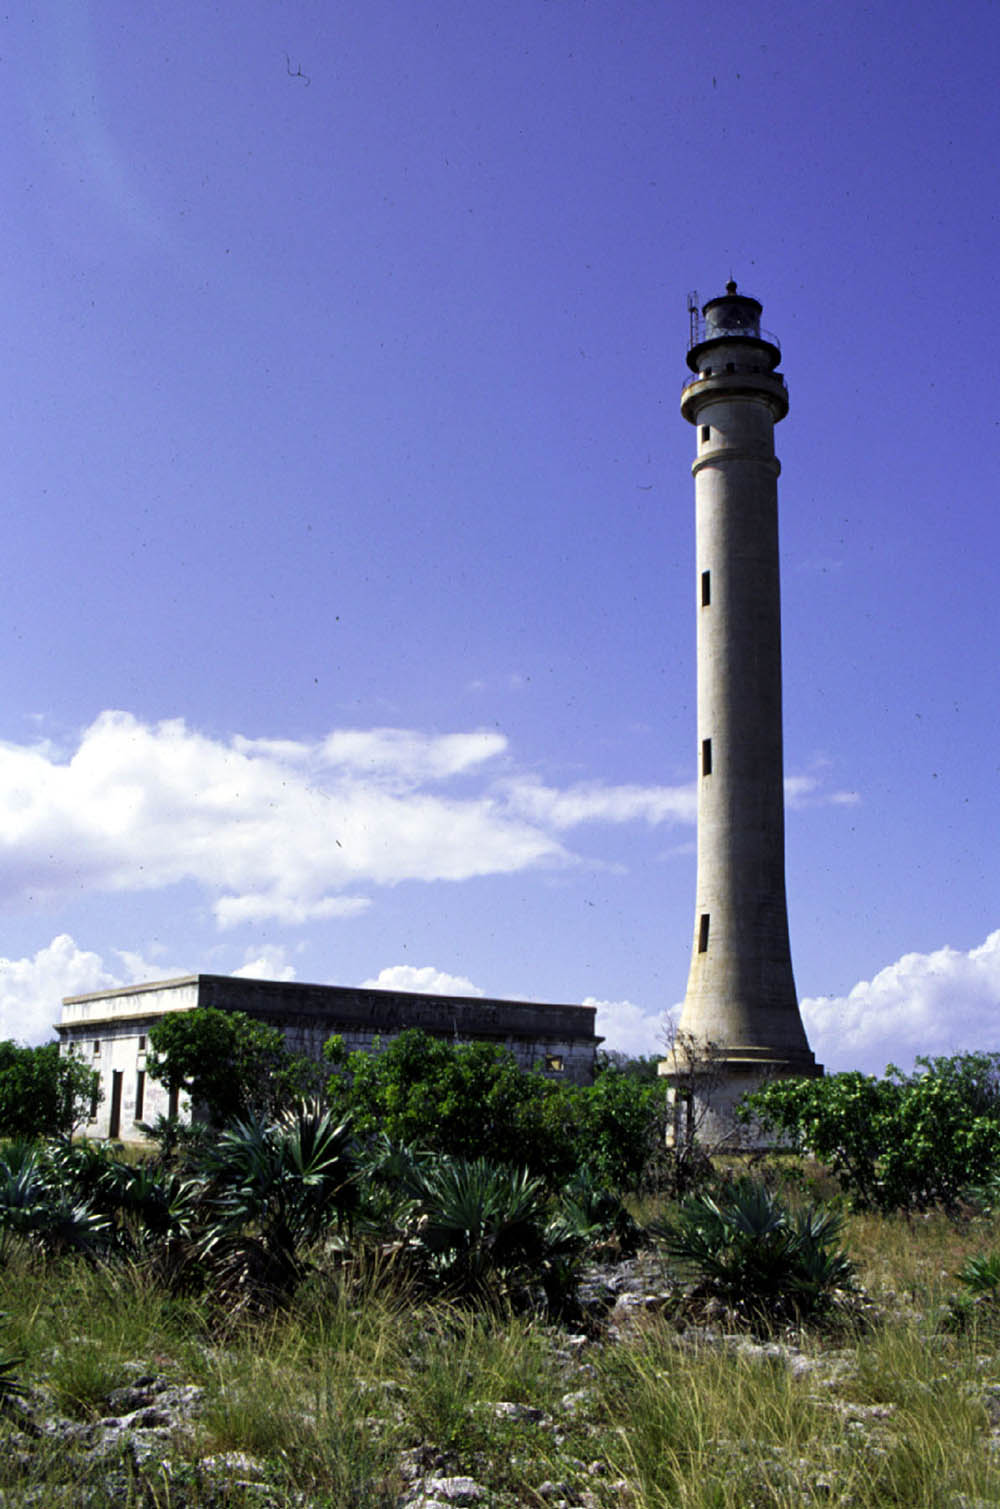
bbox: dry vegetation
[4,1189,1000,1508]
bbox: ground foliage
[742,1052,1000,1212]
[10,1046,1000,1499]
[323,1027,670,1191]
[0,1040,99,1139]
[5,1191,1000,1506]
[146,1008,323,1126]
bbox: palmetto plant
[0,1142,110,1262]
[656,1177,855,1325]
[404,1156,550,1299]
[957,1251,1000,1301]
[552,1165,640,1255]
[195,1102,358,1310]
[352,1134,436,1235]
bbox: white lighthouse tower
[662,282,820,1140]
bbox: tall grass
[4,1197,1000,1506]
[593,1314,1000,1507]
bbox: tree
[742,1053,1000,1212]
[575,1064,671,1190]
[324,1029,575,1180]
[146,1009,319,1126]
[655,1027,734,1196]
[595,1050,663,1082]
[0,1042,100,1140]
[324,1029,671,1190]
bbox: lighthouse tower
[662,282,819,1140]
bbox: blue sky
[1,0,998,1074]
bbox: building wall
[59,979,199,1140]
[58,975,600,1141]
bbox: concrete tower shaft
[673,284,817,1087]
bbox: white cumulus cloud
[0,711,702,930]
[802,929,1000,1074]
[587,996,679,1058]
[359,965,486,998]
[0,934,188,1045]
[232,946,298,982]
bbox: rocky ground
[4,1254,1000,1507]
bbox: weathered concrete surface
[663,285,819,1132]
[58,974,601,1140]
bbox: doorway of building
[108,1070,123,1140]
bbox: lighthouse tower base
[659,1036,822,1151]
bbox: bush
[743,1054,1000,1213]
[575,1064,671,1191]
[325,1029,669,1191]
[655,1177,855,1325]
[0,1041,99,1140]
[325,1030,577,1181]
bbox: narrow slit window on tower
[698,913,710,953]
[700,425,710,444]
[702,738,712,776]
[701,570,711,606]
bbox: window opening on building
[138,1036,146,1051]
[544,1054,564,1074]
[702,738,712,776]
[698,913,710,953]
[135,1070,145,1122]
[700,425,710,443]
[92,1039,100,1055]
[701,570,711,606]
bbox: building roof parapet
[63,975,199,1005]
[59,973,601,1042]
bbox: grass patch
[4,1179,1000,1505]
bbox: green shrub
[0,1041,99,1139]
[195,1102,358,1311]
[0,1142,110,1263]
[655,1176,855,1325]
[402,1155,551,1301]
[325,1028,669,1191]
[743,1053,1000,1213]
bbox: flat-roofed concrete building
[58,975,601,1141]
